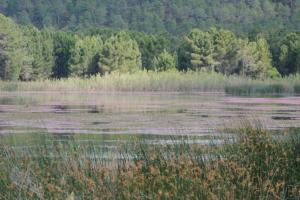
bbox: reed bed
[0,126,299,199]
[225,75,300,96]
[0,71,299,95]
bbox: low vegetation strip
[0,71,300,95]
[224,74,300,96]
[0,126,299,199]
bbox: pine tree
[69,35,103,77]
[178,28,277,78]
[131,32,172,70]
[178,29,219,72]
[278,32,300,74]
[209,28,240,75]
[0,14,28,80]
[52,32,76,78]
[237,36,279,78]
[100,31,141,74]
[22,26,54,80]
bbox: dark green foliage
[255,29,300,76]
[0,14,28,81]
[69,35,103,77]
[178,29,216,72]
[153,50,176,72]
[238,37,278,78]
[278,32,300,75]
[51,32,76,78]
[100,31,141,74]
[130,32,173,70]
[178,28,242,73]
[210,28,240,75]
[88,53,102,75]
[0,0,299,36]
[178,28,279,78]
[22,26,54,80]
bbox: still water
[0,91,299,138]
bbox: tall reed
[1,71,299,95]
[0,126,299,199]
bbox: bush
[153,50,176,72]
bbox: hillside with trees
[0,0,299,35]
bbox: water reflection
[0,92,299,137]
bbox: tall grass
[0,71,225,92]
[0,126,299,199]
[225,74,300,96]
[1,71,299,95]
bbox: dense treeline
[0,14,300,81]
[0,0,299,35]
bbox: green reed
[0,125,299,199]
[1,71,299,95]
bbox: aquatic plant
[0,125,299,199]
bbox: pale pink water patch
[225,97,300,105]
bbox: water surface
[0,91,299,138]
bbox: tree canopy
[0,0,299,36]
[177,28,280,78]
[100,31,142,74]
[0,13,299,81]
[0,14,27,80]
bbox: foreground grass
[0,71,300,95]
[0,126,299,199]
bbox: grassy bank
[0,71,300,95]
[0,126,299,199]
